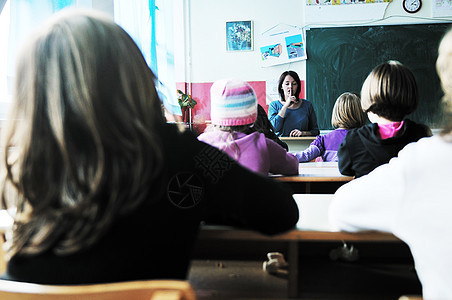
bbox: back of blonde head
[437,27,452,137]
[331,92,367,129]
[1,9,165,257]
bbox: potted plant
[177,89,197,123]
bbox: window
[0,0,11,120]
[0,0,180,123]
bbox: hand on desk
[289,129,311,137]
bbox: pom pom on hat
[210,78,257,126]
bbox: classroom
[0,0,452,299]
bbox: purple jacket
[198,131,299,175]
[293,128,349,162]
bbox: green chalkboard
[306,23,451,130]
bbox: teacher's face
[282,75,298,99]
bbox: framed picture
[226,21,253,52]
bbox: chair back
[0,279,196,300]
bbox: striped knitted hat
[210,78,257,126]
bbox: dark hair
[278,70,302,101]
[253,104,288,150]
[360,60,419,121]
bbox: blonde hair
[331,92,367,129]
[437,27,452,138]
[360,60,419,121]
[1,10,165,257]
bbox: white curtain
[154,0,180,116]
[0,0,10,113]
[113,0,152,65]
[1,0,92,118]
[1,0,181,119]
[114,0,180,116]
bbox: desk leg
[288,241,299,298]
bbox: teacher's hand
[289,129,303,137]
[282,98,292,109]
[287,95,297,105]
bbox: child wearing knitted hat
[197,78,299,175]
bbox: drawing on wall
[260,44,282,61]
[306,0,391,5]
[226,21,253,51]
[285,34,305,59]
[259,24,307,67]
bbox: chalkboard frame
[306,23,451,130]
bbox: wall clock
[403,0,422,13]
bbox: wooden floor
[188,241,422,300]
[189,260,288,299]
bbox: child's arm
[293,135,324,162]
[266,139,299,175]
[293,144,321,162]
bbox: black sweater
[3,123,299,284]
[338,119,431,178]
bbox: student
[268,70,320,137]
[0,10,299,284]
[197,78,299,175]
[338,60,432,178]
[253,104,289,151]
[293,92,367,162]
[329,28,452,300]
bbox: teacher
[268,70,319,137]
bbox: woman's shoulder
[300,99,312,105]
[296,99,314,110]
[269,100,282,108]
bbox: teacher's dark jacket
[338,119,431,178]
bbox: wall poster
[226,20,253,51]
[259,24,307,67]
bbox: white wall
[184,0,306,83]
[179,0,452,85]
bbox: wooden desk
[272,162,354,194]
[198,195,400,298]
[0,192,391,299]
